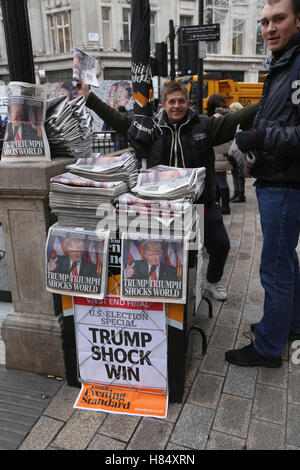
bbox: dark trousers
[204,202,230,283]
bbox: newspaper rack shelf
[61,236,210,404]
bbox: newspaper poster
[121,233,188,304]
[1,81,51,163]
[45,225,109,299]
[73,48,99,87]
[73,295,168,417]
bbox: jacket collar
[269,31,300,69]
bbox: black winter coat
[252,32,300,186]
[149,107,216,205]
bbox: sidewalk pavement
[1,179,300,451]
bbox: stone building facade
[0,0,267,84]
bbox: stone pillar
[0,157,76,376]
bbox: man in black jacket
[225,0,300,368]
[77,79,258,300]
[124,240,179,281]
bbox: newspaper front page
[1,81,51,163]
[46,225,109,299]
[73,48,99,88]
[121,233,188,304]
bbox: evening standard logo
[291,340,300,365]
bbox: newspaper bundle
[49,152,138,230]
[49,172,127,230]
[66,152,139,188]
[73,48,99,88]
[116,192,197,237]
[121,233,188,304]
[46,224,109,299]
[45,94,93,158]
[1,81,51,163]
[131,165,206,200]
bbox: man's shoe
[225,341,282,368]
[205,281,227,300]
[231,192,246,203]
[221,206,231,215]
[251,322,300,342]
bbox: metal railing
[92,131,116,154]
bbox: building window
[204,1,228,54]
[122,8,131,52]
[102,6,112,49]
[256,22,267,55]
[232,18,244,55]
[48,11,72,54]
[180,15,193,27]
[150,11,156,52]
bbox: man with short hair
[48,237,98,278]
[77,78,258,300]
[124,240,179,281]
[225,0,300,368]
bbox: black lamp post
[1,0,35,83]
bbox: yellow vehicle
[178,73,264,113]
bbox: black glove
[235,122,266,152]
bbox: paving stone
[288,373,300,405]
[187,372,224,409]
[206,431,245,450]
[53,410,106,450]
[257,361,288,389]
[98,413,140,441]
[223,364,257,398]
[170,404,214,450]
[252,384,287,425]
[199,347,229,377]
[87,434,126,450]
[209,326,237,350]
[44,383,80,421]
[287,404,300,447]
[18,416,64,450]
[216,308,242,329]
[127,417,173,450]
[247,419,285,450]
[241,303,262,323]
[212,394,251,438]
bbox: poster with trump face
[121,233,188,304]
[45,224,110,299]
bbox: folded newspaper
[1,81,51,163]
[45,94,93,158]
[66,151,139,188]
[73,48,99,87]
[131,165,206,200]
[226,125,256,178]
[45,224,109,299]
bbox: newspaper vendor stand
[61,234,210,403]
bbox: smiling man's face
[260,0,300,52]
[162,90,189,124]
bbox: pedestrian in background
[207,94,233,215]
[229,102,246,203]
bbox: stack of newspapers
[131,165,206,200]
[66,152,139,188]
[49,152,139,230]
[45,95,93,158]
[116,165,206,237]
